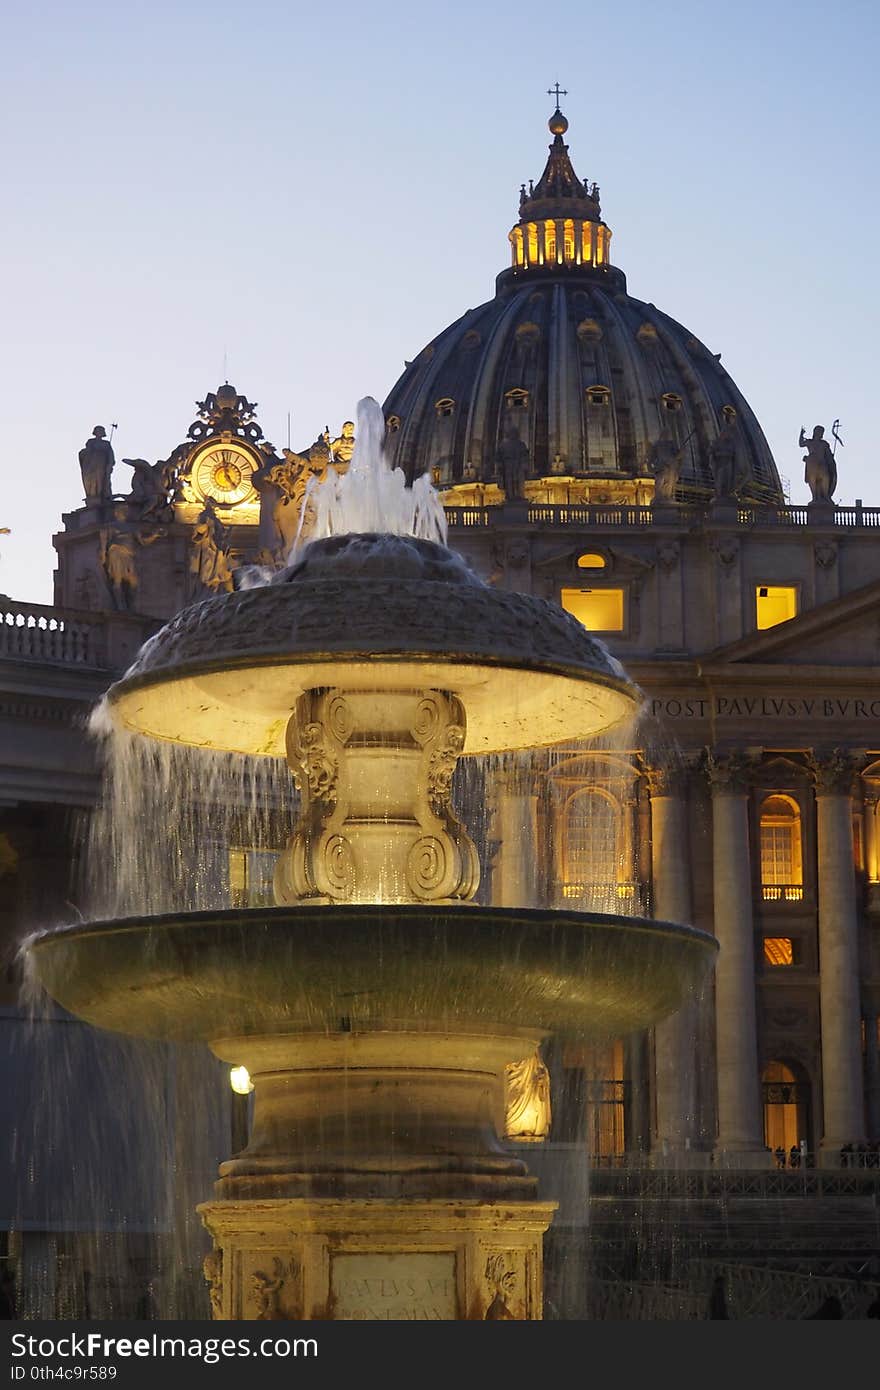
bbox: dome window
[637,322,658,343]
[385,415,400,434]
[434,398,455,419]
[586,385,611,407]
[661,393,683,413]
[505,388,530,411]
[577,318,603,342]
[577,553,606,570]
[516,320,540,344]
[461,330,481,351]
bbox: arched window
[561,787,624,908]
[576,552,606,570]
[759,794,803,901]
[504,387,530,410]
[586,384,611,407]
[434,398,455,418]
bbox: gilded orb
[549,109,568,136]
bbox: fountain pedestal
[199,1198,557,1321]
[200,1030,555,1319]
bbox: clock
[192,442,257,505]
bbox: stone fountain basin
[28,904,717,1044]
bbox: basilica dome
[382,109,783,508]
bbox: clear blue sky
[2,0,878,604]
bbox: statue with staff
[799,422,839,502]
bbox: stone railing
[444,502,880,530]
[0,600,108,668]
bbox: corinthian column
[647,762,699,1162]
[707,752,767,1166]
[810,750,866,1163]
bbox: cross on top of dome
[518,96,601,222]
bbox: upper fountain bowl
[107,533,639,756]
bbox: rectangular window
[228,846,278,908]
[561,587,625,632]
[763,936,798,966]
[756,585,798,629]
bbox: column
[864,1012,880,1142]
[707,752,767,1166]
[647,763,700,1162]
[811,750,866,1163]
[492,767,540,908]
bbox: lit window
[229,847,278,908]
[763,937,797,966]
[561,587,624,632]
[759,795,803,901]
[756,585,798,630]
[505,388,530,410]
[661,392,682,412]
[577,553,606,570]
[586,385,611,407]
[563,218,576,263]
[434,398,455,418]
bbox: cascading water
[17,389,717,1322]
[291,396,448,559]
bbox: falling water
[289,395,447,560]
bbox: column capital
[643,756,698,799]
[704,749,755,795]
[809,747,859,795]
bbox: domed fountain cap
[107,533,640,756]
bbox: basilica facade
[2,105,878,1318]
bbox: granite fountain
[26,397,717,1320]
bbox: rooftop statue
[328,421,355,470]
[799,424,837,502]
[122,457,176,524]
[98,520,162,610]
[647,434,686,503]
[497,421,530,501]
[79,426,115,505]
[190,496,235,594]
[710,412,745,499]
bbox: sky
[2,0,878,605]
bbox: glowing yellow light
[756,585,798,629]
[561,587,624,632]
[763,937,795,966]
[577,552,606,569]
[230,1065,254,1095]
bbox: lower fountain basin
[28,904,717,1044]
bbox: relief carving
[484,1254,517,1319]
[202,1247,223,1319]
[251,1257,298,1320]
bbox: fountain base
[209,1031,539,1202]
[198,1197,558,1320]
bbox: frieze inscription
[650,695,880,721]
[330,1252,457,1320]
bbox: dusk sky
[3,0,878,605]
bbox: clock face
[193,443,257,505]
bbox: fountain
[25,398,717,1320]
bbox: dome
[383,111,783,507]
